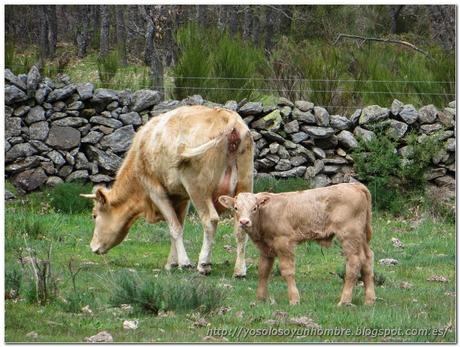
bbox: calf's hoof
[364,297,376,306]
[337,301,355,307]
[197,263,212,276]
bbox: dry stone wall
[4,68,456,194]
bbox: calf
[219,183,376,306]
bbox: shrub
[59,291,95,313]
[110,271,226,314]
[48,182,93,214]
[97,50,119,88]
[5,266,22,300]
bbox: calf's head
[218,193,270,234]
[81,187,136,255]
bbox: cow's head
[219,193,270,236]
[80,186,136,255]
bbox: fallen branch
[333,33,433,60]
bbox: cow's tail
[362,185,373,243]
[179,117,238,159]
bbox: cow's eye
[92,214,96,220]
[252,206,257,212]
[234,206,238,212]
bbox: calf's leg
[256,255,274,301]
[338,238,362,306]
[361,244,376,305]
[278,254,300,305]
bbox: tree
[116,6,128,65]
[390,5,404,34]
[264,6,275,52]
[76,5,90,58]
[46,5,58,57]
[39,5,50,61]
[99,5,110,57]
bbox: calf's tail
[362,185,373,242]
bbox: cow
[81,105,253,277]
[218,183,376,306]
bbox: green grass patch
[48,182,93,214]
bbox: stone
[290,156,308,166]
[100,125,135,153]
[359,105,389,125]
[330,115,351,130]
[46,176,64,187]
[255,138,267,150]
[438,130,454,141]
[35,84,52,104]
[291,146,315,162]
[269,142,280,154]
[47,150,66,166]
[292,109,316,124]
[65,170,89,182]
[223,100,238,111]
[5,156,40,174]
[418,104,438,124]
[119,112,142,126]
[5,190,15,201]
[29,121,49,141]
[238,102,263,116]
[290,132,309,143]
[283,140,297,150]
[131,89,161,112]
[385,119,408,140]
[349,109,361,126]
[90,174,114,183]
[53,117,88,128]
[46,126,81,150]
[151,100,181,116]
[42,161,56,176]
[398,104,418,124]
[448,100,455,108]
[434,175,455,190]
[438,110,454,128]
[259,148,270,157]
[13,168,47,192]
[279,106,292,119]
[81,131,103,144]
[278,145,290,159]
[67,101,84,111]
[118,90,132,106]
[89,116,123,128]
[420,123,443,135]
[390,99,404,115]
[58,165,73,178]
[446,138,455,152]
[275,159,292,171]
[30,140,50,152]
[313,106,329,126]
[6,143,37,162]
[301,126,335,139]
[251,130,262,141]
[9,137,23,145]
[48,112,67,121]
[85,331,113,343]
[85,145,123,172]
[271,166,307,178]
[322,165,341,174]
[75,82,94,100]
[260,130,285,143]
[314,135,338,149]
[123,320,139,331]
[47,84,76,102]
[379,258,399,266]
[323,157,348,165]
[425,168,447,180]
[5,117,22,138]
[5,69,27,90]
[294,100,314,112]
[251,110,283,131]
[278,97,294,107]
[25,106,45,125]
[336,148,347,157]
[265,154,280,164]
[432,148,449,165]
[106,101,119,111]
[255,158,275,170]
[312,147,326,159]
[353,126,376,142]
[92,88,119,105]
[305,159,324,178]
[26,66,41,93]
[284,120,299,134]
[331,172,346,184]
[311,174,331,188]
[13,105,30,117]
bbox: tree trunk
[390,5,404,34]
[252,7,260,46]
[264,6,275,52]
[46,5,57,57]
[76,5,90,58]
[228,6,238,36]
[428,5,455,51]
[99,5,110,57]
[242,6,252,41]
[116,6,127,65]
[39,5,50,61]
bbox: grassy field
[4,181,455,343]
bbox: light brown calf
[219,183,376,306]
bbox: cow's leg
[196,201,219,275]
[338,238,362,306]
[361,244,376,305]
[233,144,253,278]
[165,199,190,270]
[148,187,192,268]
[256,254,275,301]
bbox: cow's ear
[218,195,235,209]
[257,195,270,207]
[95,187,108,205]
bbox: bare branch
[333,33,433,60]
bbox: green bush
[59,291,95,313]
[110,271,226,314]
[48,182,93,214]
[254,177,310,194]
[173,23,266,102]
[5,266,22,299]
[97,50,119,88]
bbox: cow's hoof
[179,263,194,270]
[364,298,376,306]
[289,300,300,305]
[164,263,178,271]
[233,274,246,279]
[198,263,212,275]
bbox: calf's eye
[252,206,257,212]
[234,207,238,212]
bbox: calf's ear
[257,195,270,207]
[95,187,108,205]
[218,195,235,209]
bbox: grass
[4,179,455,342]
